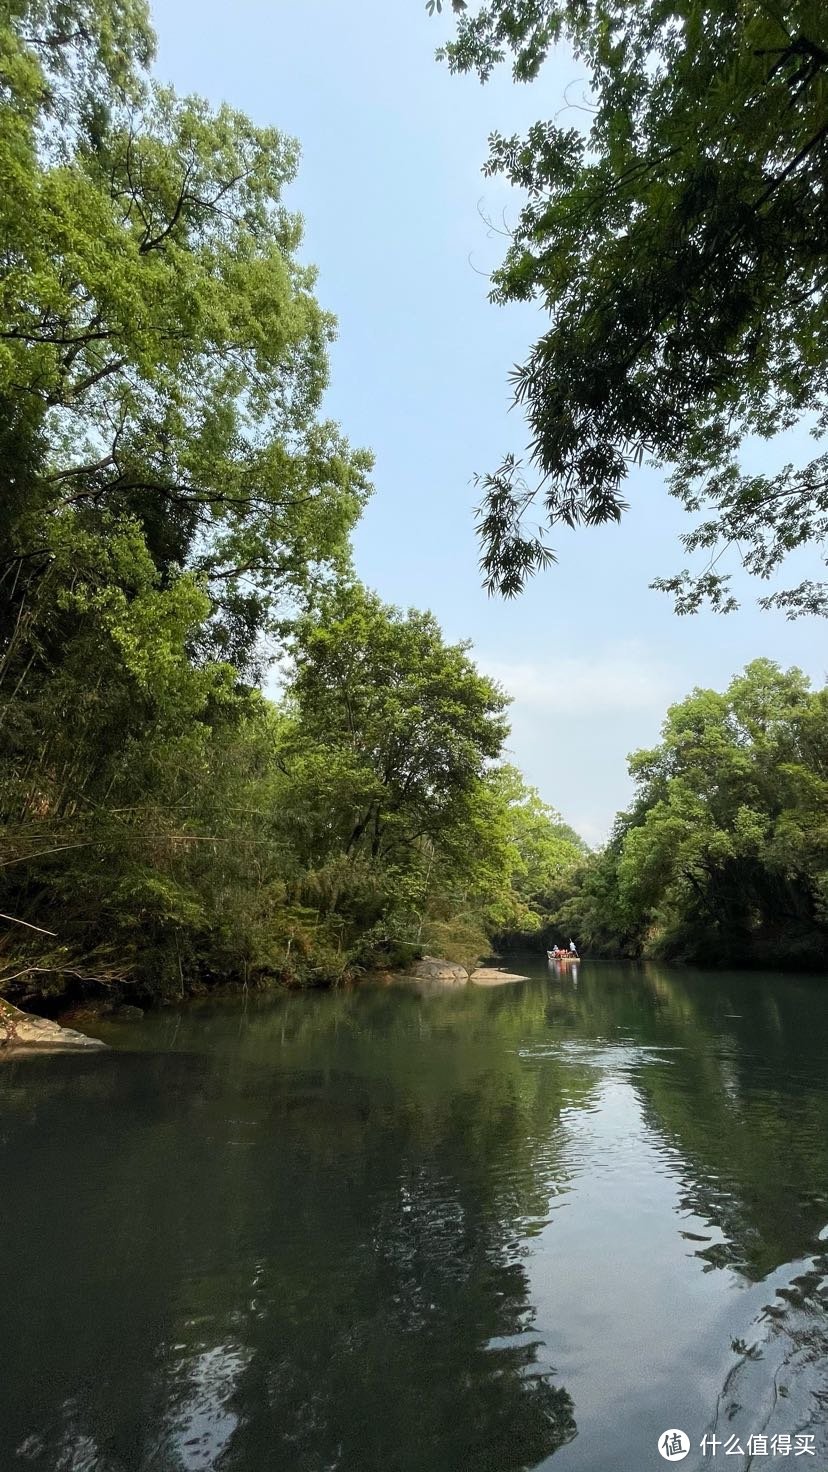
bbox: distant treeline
[544,662,828,973]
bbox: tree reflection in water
[0,984,587,1472]
[3,966,828,1471]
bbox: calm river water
[1,960,827,1472]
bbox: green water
[1,961,827,1472]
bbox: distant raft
[547,950,579,962]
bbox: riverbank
[1,954,536,1052]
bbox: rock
[113,1004,144,1021]
[404,956,470,985]
[0,999,107,1054]
[469,967,528,986]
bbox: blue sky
[154,0,826,843]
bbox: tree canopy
[290,584,509,857]
[431,1,828,616]
[483,763,586,940]
[2,0,371,673]
[559,660,828,968]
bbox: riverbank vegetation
[553,661,828,971]
[0,0,584,1005]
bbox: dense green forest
[1,1,825,1008]
[553,661,828,971]
[0,0,584,1003]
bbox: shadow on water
[1,962,827,1471]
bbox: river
[1,960,827,1472]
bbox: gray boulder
[406,956,470,985]
[0,999,107,1054]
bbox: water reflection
[547,958,579,986]
[1,963,827,1470]
[1,989,587,1472]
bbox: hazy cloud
[481,645,676,717]
[477,645,682,844]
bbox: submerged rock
[59,999,144,1025]
[469,966,528,986]
[0,999,107,1054]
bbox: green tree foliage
[283,585,514,965]
[289,584,509,860]
[553,841,637,958]
[0,0,373,995]
[1,554,573,994]
[0,0,584,1001]
[564,660,828,968]
[483,763,587,941]
[1,0,371,659]
[432,1,828,614]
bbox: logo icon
[658,1429,690,1462]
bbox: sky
[153,0,827,845]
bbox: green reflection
[1,984,590,1472]
[1,963,827,1471]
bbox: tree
[0,0,370,995]
[554,840,636,958]
[431,1,828,615]
[483,763,587,939]
[603,660,828,966]
[288,582,510,863]
[0,0,590,1000]
[1,0,371,681]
